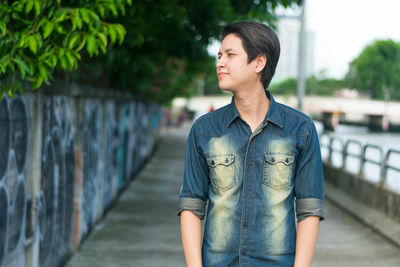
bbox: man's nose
[216,57,225,68]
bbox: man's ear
[255,54,267,74]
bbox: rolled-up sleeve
[294,120,325,222]
[177,122,209,220]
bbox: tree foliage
[0,0,131,97]
[66,0,302,103]
[347,39,400,100]
[269,74,345,96]
[1,0,302,103]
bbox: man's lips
[217,73,228,78]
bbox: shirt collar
[224,89,283,129]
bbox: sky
[208,0,400,79]
[306,0,400,78]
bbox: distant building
[273,15,315,83]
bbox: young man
[178,21,325,267]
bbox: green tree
[0,0,131,97]
[347,39,400,100]
[307,74,345,96]
[1,0,302,103]
[269,74,345,96]
[67,0,302,103]
[269,77,297,95]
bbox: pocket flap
[207,155,235,167]
[264,153,294,165]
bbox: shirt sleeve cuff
[296,198,325,222]
[178,197,207,220]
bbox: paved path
[66,124,400,267]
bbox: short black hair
[222,21,280,89]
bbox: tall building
[273,15,315,83]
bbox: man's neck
[233,85,270,132]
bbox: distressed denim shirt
[178,90,325,267]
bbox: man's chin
[219,86,234,93]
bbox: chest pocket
[262,152,294,189]
[207,155,235,191]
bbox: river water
[315,122,400,193]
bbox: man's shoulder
[275,101,313,123]
[194,103,231,125]
[272,100,314,136]
[192,103,231,135]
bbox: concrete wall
[0,82,163,267]
[323,163,400,224]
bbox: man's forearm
[294,216,320,267]
[181,210,203,267]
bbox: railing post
[359,145,366,178]
[328,136,333,165]
[342,140,349,170]
[379,150,391,188]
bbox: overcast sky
[304,0,400,78]
[208,0,400,79]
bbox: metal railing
[321,134,400,188]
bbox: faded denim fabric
[178,90,325,267]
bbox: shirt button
[243,223,248,228]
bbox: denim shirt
[178,90,325,267]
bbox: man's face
[217,34,258,92]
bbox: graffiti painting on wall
[0,87,163,267]
[0,96,30,266]
[81,99,101,237]
[39,96,76,267]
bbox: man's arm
[294,216,320,267]
[181,210,203,267]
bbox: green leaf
[28,35,38,54]
[14,57,29,78]
[68,33,80,49]
[11,2,24,12]
[108,25,117,44]
[105,3,118,16]
[38,64,48,81]
[32,76,43,90]
[37,18,47,29]
[8,86,15,98]
[80,8,91,24]
[0,22,6,37]
[43,22,54,39]
[114,24,126,45]
[49,54,57,67]
[59,56,67,69]
[34,0,41,17]
[97,5,105,18]
[25,0,34,14]
[88,9,100,22]
[66,51,75,70]
[86,34,96,56]
[99,43,106,54]
[71,9,82,30]
[75,35,86,51]
[54,9,68,23]
[97,32,107,47]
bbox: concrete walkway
[66,124,400,267]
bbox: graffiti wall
[0,87,162,267]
